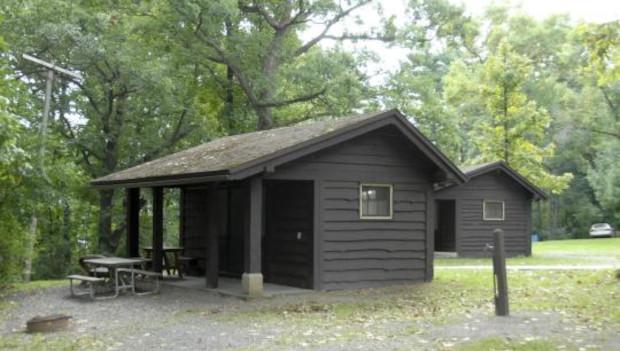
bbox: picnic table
[142,246,185,278]
[83,257,146,299]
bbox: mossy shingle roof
[92,110,398,186]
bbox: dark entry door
[435,200,456,252]
[264,180,314,289]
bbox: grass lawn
[217,268,620,350]
[0,280,68,296]
[534,237,620,257]
[456,338,559,351]
[436,237,620,267]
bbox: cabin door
[435,200,456,252]
[264,180,314,289]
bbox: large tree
[0,30,29,282]
[385,0,479,162]
[2,0,208,253]
[444,40,572,193]
[579,21,620,226]
[169,0,392,130]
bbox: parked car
[589,223,614,238]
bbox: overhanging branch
[323,33,395,42]
[588,128,620,139]
[238,2,281,29]
[255,88,326,108]
[142,108,192,162]
[294,0,372,56]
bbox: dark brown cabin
[91,109,466,295]
[434,161,547,257]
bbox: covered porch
[122,177,315,297]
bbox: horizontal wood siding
[436,172,533,257]
[267,126,435,290]
[322,181,427,290]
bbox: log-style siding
[436,171,533,257]
[320,180,428,290]
[267,125,436,290]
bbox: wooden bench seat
[68,274,105,282]
[67,274,105,299]
[116,268,161,295]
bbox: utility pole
[22,53,82,180]
[20,54,82,282]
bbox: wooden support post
[425,189,434,282]
[206,183,219,288]
[126,188,140,258]
[152,187,164,273]
[179,188,185,248]
[493,228,509,316]
[245,177,263,273]
[243,176,263,296]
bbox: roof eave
[90,170,231,189]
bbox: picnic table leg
[130,269,136,294]
[94,267,119,300]
[113,268,120,298]
[69,278,76,297]
[89,282,96,299]
[174,252,183,279]
[163,252,172,276]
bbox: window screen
[360,184,392,219]
[483,200,505,221]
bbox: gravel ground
[1,283,618,350]
[2,285,251,350]
[1,284,366,350]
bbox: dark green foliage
[0,0,618,283]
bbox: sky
[304,0,620,83]
[456,0,620,23]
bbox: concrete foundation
[242,273,263,297]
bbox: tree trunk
[256,106,273,130]
[23,215,37,282]
[62,199,72,270]
[223,65,235,131]
[98,188,115,254]
[223,20,236,132]
[254,28,282,131]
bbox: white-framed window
[483,200,505,221]
[360,183,393,219]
